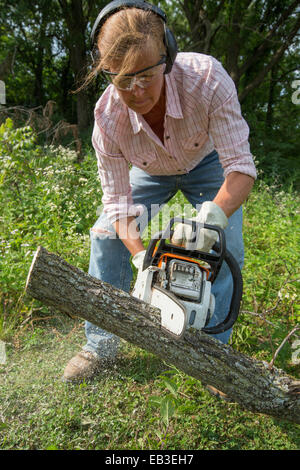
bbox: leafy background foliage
[0,0,299,450]
[0,0,299,186]
[0,120,299,449]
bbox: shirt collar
[128,107,142,134]
[128,67,183,134]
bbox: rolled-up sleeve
[92,121,139,224]
[208,60,257,179]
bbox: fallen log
[25,246,300,424]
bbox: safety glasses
[102,56,167,91]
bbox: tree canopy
[0,0,299,186]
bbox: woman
[63,1,256,383]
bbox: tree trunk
[25,246,300,424]
[265,66,278,132]
[58,0,91,130]
[0,49,16,81]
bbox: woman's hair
[76,8,166,92]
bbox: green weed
[0,121,299,449]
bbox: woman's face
[111,52,165,115]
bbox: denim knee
[89,219,132,293]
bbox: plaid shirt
[92,52,257,224]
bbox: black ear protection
[90,0,178,74]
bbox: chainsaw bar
[151,286,187,339]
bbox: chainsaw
[132,218,243,339]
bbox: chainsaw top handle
[143,217,226,281]
[142,217,243,335]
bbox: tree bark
[25,246,300,424]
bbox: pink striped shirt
[92,52,257,224]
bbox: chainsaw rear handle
[201,243,243,334]
[143,218,243,335]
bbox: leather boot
[62,350,103,382]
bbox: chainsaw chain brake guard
[143,217,243,335]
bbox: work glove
[171,201,228,252]
[132,250,147,271]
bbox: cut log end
[25,246,42,293]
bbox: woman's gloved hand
[171,201,228,252]
[132,249,147,271]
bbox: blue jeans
[83,150,244,357]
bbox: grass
[0,120,299,449]
[1,316,299,450]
